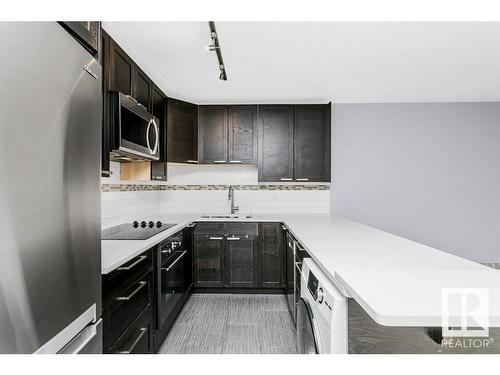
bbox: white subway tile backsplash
[101,162,330,228]
[102,189,330,227]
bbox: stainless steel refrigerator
[0,22,102,353]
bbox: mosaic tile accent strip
[101,183,331,192]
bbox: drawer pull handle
[116,281,147,301]
[280,178,292,181]
[116,255,147,271]
[229,160,242,163]
[186,160,198,164]
[162,251,187,272]
[295,178,309,181]
[213,160,226,163]
[209,236,224,240]
[227,236,240,241]
[116,327,148,354]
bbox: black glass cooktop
[102,221,176,240]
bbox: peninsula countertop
[102,213,500,327]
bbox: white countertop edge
[101,216,283,274]
[100,219,194,274]
[101,214,500,327]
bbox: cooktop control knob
[141,221,147,228]
[317,287,324,304]
[133,221,139,228]
[156,221,162,228]
[148,221,155,228]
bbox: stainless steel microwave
[109,91,160,162]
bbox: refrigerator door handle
[34,304,97,354]
[58,319,101,354]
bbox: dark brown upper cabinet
[150,85,168,181]
[258,105,294,182]
[293,104,331,182]
[102,31,165,177]
[167,98,198,164]
[134,68,153,110]
[198,106,228,164]
[106,34,134,96]
[228,105,258,164]
[258,104,331,182]
[198,105,257,165]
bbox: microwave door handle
[151,119,159,155]
[146,119,153,154]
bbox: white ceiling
[102,22,500,104]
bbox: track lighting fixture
[207,21,227,81]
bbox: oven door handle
[161,251,187,272]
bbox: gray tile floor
[158,294,297,354]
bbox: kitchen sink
[200,215,253,219]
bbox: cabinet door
[151,86,167,180]
[228,105,258,164]
[167,98,198,163]
[198,106,228,164]
[133,68,152,110]
[194,234,225,287]
[258,105,294,182]
[225,235,258,287]
[107,37,134,95]
[294,104,331,182]
[258,223,283,288]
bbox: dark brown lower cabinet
[225,234,258,287]
[193,222,284,290]
[194,233,225,287]
[108,306,153,354]
[258,223,283,288]
[102,249,154,354]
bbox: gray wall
[331,103,500,262]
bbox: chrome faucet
[228,185,239,214]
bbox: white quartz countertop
[102,213,500,327]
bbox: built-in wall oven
[157,233,192,330]
[109,91,160,161]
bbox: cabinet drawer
[225,223,258,236]
[104,272,152,350]
[195,222,225,234]
[108,306,152,354]
[103,249,153,306]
